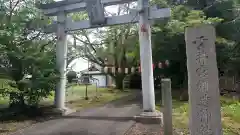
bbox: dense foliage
[0,0,59,108]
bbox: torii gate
[38,0,170,112]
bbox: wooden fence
[219,76,240,94]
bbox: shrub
[67,71,77,83]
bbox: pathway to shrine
[11,93,142,135]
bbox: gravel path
[124,123,163,135]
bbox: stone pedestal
[134,111,162,124]
[51,107,76,116]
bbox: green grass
[156,96,240,135]
[64,85,132,110]
[221,97,240,135]
[41,84,100,104]
[0,96,8,107]
[0,84,132,109]
[40,84,132,109]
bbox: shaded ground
[10,93,142,135]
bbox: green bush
[67,71,77,83]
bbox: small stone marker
[161,78,172,135]
[185,25,222,135]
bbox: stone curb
[134,111,163,124]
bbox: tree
[69,4,140,89]
[0,0,59,109]
[151,1,223,89]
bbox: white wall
[68,58,89,72]
[92,75,106,87]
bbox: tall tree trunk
[115,73,125,90]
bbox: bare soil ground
[125,123,163,135]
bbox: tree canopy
[0,0,58,108]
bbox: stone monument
[185,25,222,135]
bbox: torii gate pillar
[55,12,68,110]
[138,0,155,112]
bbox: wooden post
[161,78,173,135]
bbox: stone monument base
[134,111,162,124]
[49,107,76,116]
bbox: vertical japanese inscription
[185,25,222,135]
[193,36,213,134]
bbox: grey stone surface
[185,25,222,135]
[10,96,142,135]
[161,78,173,135]
[134,111,162,124]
